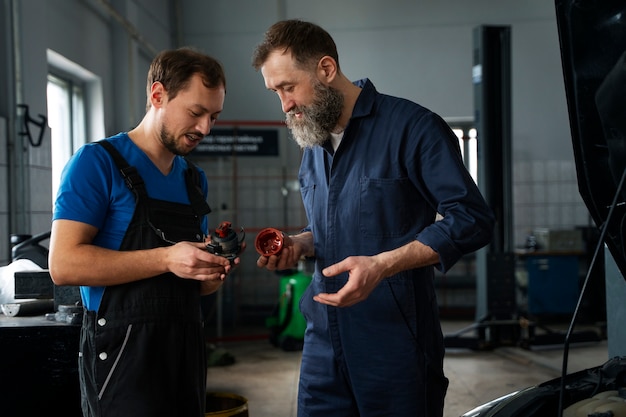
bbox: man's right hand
[167,241,233,281]
[256,231,314,271]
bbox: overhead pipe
[95,0,158,57]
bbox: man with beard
[48,47,240,417]
[252,20,495,417]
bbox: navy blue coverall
[296,79,495,417]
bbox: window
[450,122,478,184]
[47,73,86,201]
[46,49,104,205]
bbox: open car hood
[555,0,626,278]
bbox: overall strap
[97,139,211,216]
[97,139,149,202]
[184,158,212,216]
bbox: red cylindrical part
[255,228,284,256]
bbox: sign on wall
[193,128,279,156]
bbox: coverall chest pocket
[359,176,417,238]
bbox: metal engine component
[254,227,285,256]
[206,221,245,262]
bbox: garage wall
[0,0,592,324]
[0,0,177,264]
[180,0,588,249]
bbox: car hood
[555,0,626,278]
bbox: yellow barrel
[205,392,249,417]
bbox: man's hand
[313,256,386,307]
[312,240,439,307]
[256,234,300,271]
[166,241,233,281]
[197,240,246,295]
[256,231,314,271]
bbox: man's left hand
[313,256,385,307]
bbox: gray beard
[286,82,343,149]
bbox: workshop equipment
[11,231,50,268]
[254,227,285,256]
[206,221,245,263]
[266,261,312,351]
[205,392,249,416]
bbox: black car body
[461,357,626,416]
[461,0,626,415]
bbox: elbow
[472,207,497,249]
[48,255,74,286]
[48,265,66,286]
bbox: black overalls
[78,140,211,417]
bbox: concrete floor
[205,320,609,417]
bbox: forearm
[49,244,170,286]
[290,231,315,258]
[373,240,439,278]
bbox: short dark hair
[147,47,226,108]
[252,19,339,71]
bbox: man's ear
[149,82,166,108]
[317,56,338,83]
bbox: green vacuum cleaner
[265,261,312,351]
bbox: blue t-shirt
[52,133,209,310]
